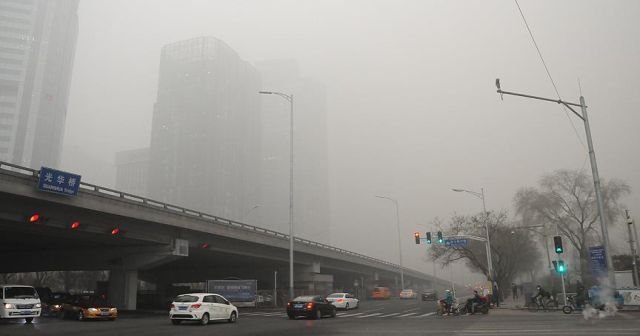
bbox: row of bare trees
[0,271,108,293]
[427,169,631,290]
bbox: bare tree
[428,211,542,294]
[514,169,630,284]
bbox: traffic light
[437,231,443,244]
[414,232,420,244]
[426,232,432,244]
[553,236,564,254]
[557,260,566,273]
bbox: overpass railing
[0,161,414,274]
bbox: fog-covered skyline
[60,0,640,283]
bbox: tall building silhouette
[147,37,261,220]
[0,0,79,168]
[257,60,331,244]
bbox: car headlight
[4,303,15,309]
[35,303,42,308]
[110,308,117,312]
[52,304,61,309]
[88,308,99,312]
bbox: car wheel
[331,307,336,318]
[228,311,237,323]
[315,309,322,320]
[77,310,85,321]
[58,310,65,319]
[288,314,295,320]
[562,306,573,314]
[345,303,350,310]
[25,317,34,324]
[171,319,181,325]
[200,313,209,325]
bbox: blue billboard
[37,167,82,196]
[207,280,257,304]
[589,245,608,279]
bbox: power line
[514,0,587,151]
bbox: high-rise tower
[0,0,79,168]
[147,37,261,220]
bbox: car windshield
[174,295,199,303]
[327,293,344,298]
[76,295,108,306]
[4,287,38,299]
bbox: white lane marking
[397,312,418,317]
[336,312,348,316]
[356,313,383,318]
[337,312,364,318]
[400,307,421,313]
[378,312,403,318]
[415,312,436,317]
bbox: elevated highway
[0,161,449,309]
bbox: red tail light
[306,302,314,309]
[29,214,40,223]
[170,304,175,309]
[190,303,202,309]
[336,299,344,302]
[111,227,120,235]
[71,221,80,230]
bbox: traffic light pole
[496,80,616,288]
[560,259,567,306]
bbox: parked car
[287,295,336,319]
[326,292,359,310]
[59,294,117,321]
[421,289,438,301]
[371,286,391,300]
[169,293,238,325]
[0,285,41,323]
[399,289,418,299]
[42,292,70,317]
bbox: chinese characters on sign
[37,167,82,196]
[444,239,468,248]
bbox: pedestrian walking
[511,283,518,301]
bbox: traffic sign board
[37,167,81,196]
[445,238,468,248]
[589,245,608,279]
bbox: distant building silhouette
[115,148,149,197]
[0,0,79,168]
[256,60,331,244]
[146,37,261,220]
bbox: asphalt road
[1,299,639,336]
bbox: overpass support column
[109,269,138,311]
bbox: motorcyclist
[444,289,454,315]
[575,281,586,309]
[465,290,482,314]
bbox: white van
[0,285,41,323]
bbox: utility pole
[626,210,639,286]
[495,79,616,288]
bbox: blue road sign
[445,238,468,248]
[589,245,608,279]
[37,167,81,196]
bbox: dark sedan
[286,295,336,320]
[421,290,438,301]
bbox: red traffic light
[70,221,81,230]
[28,214,41,223]
[414,232,420,244]
[110,227,120,235]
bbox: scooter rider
[465,290,482,314]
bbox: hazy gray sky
[62,0,640,282]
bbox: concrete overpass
[0,161,450,309]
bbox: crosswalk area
[240,310,438,320]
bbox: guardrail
[0,161,414,273]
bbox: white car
[169,293,238,325]
[0,285,41,324]
[326,293,359,310]
[399,289,418,299]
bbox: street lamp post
[259,90,295,299]
[495,79,616,288]
[452,188,494,281]
[375,195,405,290]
